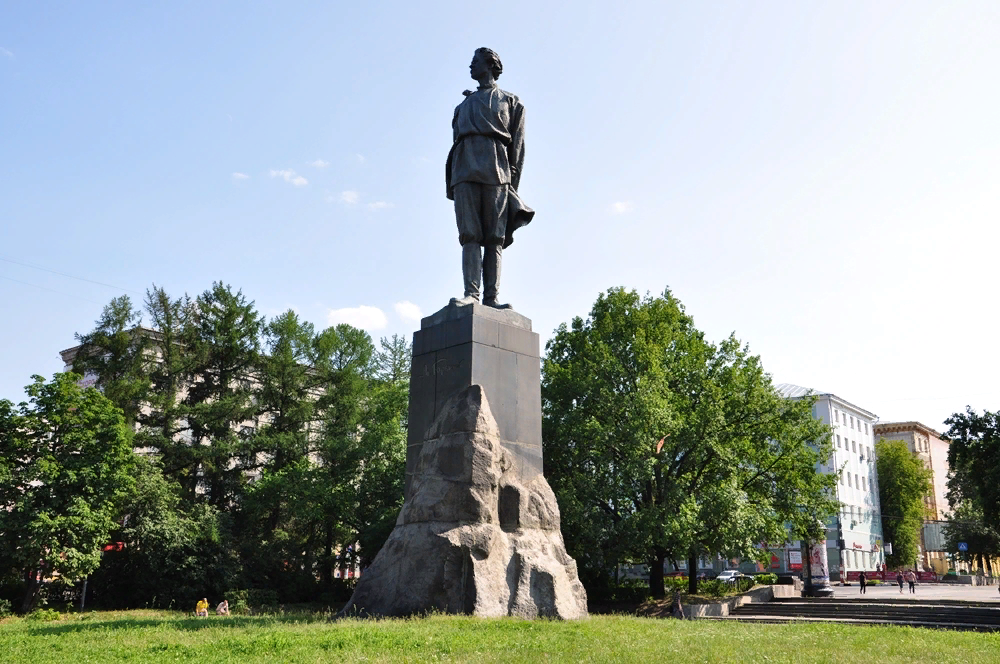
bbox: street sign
[958,542,969,552]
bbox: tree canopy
[28,284,412,612]
[0,373,136,612]
[943,408,1000,571]
[874,439,932,568]
[542,288,837,596]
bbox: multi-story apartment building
[874,421,951,573]
[777,384,886,580]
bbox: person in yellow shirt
[195,598,209,617]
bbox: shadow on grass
[27,614,332,636]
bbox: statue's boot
[482,244,512,310]
[450,243,482,306]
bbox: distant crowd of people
[194,598,229,617]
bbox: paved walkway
[832,582,1000,602]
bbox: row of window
[833,409,869,434]
[841,469,873,492]
[836,435,873,460]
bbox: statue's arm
[452,105,460,143]
[508,98,525,191]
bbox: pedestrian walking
[906,570,916,594]
[896,571,904,594]
[859,571,867,594]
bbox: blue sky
[2,1,998,431]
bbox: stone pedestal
[339,304,587,619]
[407,303,542,497]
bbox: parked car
[716,570,749,583]
[697,569,718,580]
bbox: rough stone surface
[340,385,587,619]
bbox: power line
[0,256,143,295]
[0,274,104,306]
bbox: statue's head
[470,47,502,80]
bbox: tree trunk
[322,523,334,588]
[688,550,699,595]
[20,567,43,614]
[78,577,88,611]
[648,552,665,599]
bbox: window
[855,473,860,488]
[861,477,866,491]
[852,441,857,453]
[864,422,869,434]
[850,416,855,429]
[837,435,841,448]
[840,472,844,485]
[847,474,852,488]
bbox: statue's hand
[463,90,474,96]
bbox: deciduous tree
[875,439,932,568]
[0,373,135,613]
[542,288,837,597]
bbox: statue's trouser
[454,182,508,302]
[482,243,502,303]
[462,243,482,300]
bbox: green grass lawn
[2,610,999,663]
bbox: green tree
[137,286,197,489]
[255,310,322,472]
[313,324,376,587]
[875,439,932,568]
[944,408,1000,530]
[72,295,150,426]
[542,288,837,597]
[352,335,410,565]
[0,373,136,613]
[182,282,263,506]
[88,457,235,609]
[944,500,1000,575]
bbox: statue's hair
[476,47,502,79]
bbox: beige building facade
[874,421,951,574]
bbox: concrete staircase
[725,597,1000,631]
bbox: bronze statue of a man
[446,47,534,309]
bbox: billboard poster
[788,550,802,571]
[809,542,830,586]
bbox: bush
[698,580,731,598]
[26,608,60,622]
[0,598,12,618]
[227,589,279,615]
[753,574,778,585]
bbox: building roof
[774,382,877,420]
[874,421,945,439]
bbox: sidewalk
[831,582,1000,602]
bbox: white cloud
[231,172,250,181]
[0,47,12,58]
[327,305,388,331]
[269,169,308,187]
[309,159,330,168]
[340,190,360,204]
[356,154,366,163]
[368,201,394,210]
[610,201,634,214]
[394,301,423,324]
